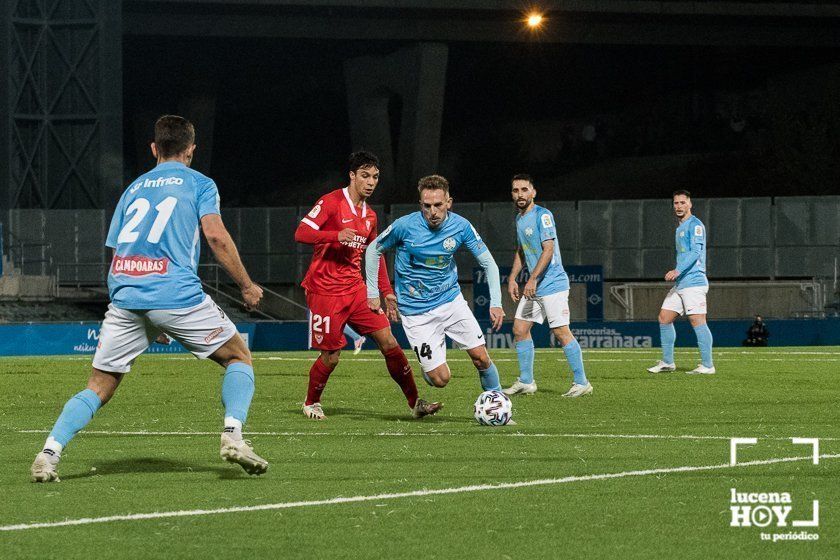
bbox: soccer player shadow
[317,406,472,424]
[60,458,237,480]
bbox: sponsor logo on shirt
[111,255,170,276]
[129,176,184,193]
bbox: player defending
[31,116,268,482]
[365,175,505,392]
[503,175,592,397]
[295,151,440,420]
[647,190,715,374]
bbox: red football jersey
[298,188,392,296]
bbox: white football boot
[562,382,594,398]
[647,361,676,373]
[302,402,326,420]
[220,433,269,475]
[30,451,60,483]
[353,336,366,355]
[687,364,716,375]
[503,380,538,396]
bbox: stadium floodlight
[526,13,544,28]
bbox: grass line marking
[2,453,838,532]
[15,429,840,441]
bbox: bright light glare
[527,13,543,27]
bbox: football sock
[221,362,254,424]
[478,362,502,391]
[383,346,418,409]
[660,323,676,364]
[223,417,243,441]
[306,357,336,406]
[515,338,535,384]
[47,388,101,449]
[693,324,714,368]
[343,324,360,344]
[562,339,588,386]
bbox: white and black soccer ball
[474,390,513,426]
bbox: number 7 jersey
[105,161,220,309]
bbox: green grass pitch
[2,347,839,559]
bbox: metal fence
[2,196,838,285]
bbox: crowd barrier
[0,319,837,356]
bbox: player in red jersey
[295,151,442,420]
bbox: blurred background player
[648,190,715,374]
[503,174,592,397]
[30,115,267,482]
[294,151,440,420]
[365,174,505,392]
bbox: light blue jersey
[105,161,220,309]
[675,215,708,289]
[371,212,492,315]
[516,205,570,296]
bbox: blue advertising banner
[0,322,256,357]
[473,265,604,321]
[0,319,837,356]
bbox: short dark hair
[418,174,450,196]
[348,150,380,174]
[673,189,691,199]
[512,173,533,185]
[154,115,195,158]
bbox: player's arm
[201,214,263,308]
[294,197,355,245]
[666,223,705,282]
[522,239,555,299]
[523,208,560,298]
[365,223,399,319]
[508,247,524,302]
[463,223,504,331]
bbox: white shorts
[661,285,709,316]
[514,290,571,328]
[92,294,239,373]
[400,294,485,373]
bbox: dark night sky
[124,37,840,206]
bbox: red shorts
[306,287,390,351]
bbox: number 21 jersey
[106,161,220,309]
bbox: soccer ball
[474,390,513,426]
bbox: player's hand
[155,333,172,345]
[523,278,538,299]
[507,279,520,302]
[384,293,400,323]
[489,306,505,332]
[368,297,383,315]
[241,283,263,309]
[664,269,679,282]
[338,228,357,243]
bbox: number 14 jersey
[106,161,220,309]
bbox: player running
[647,190,715,374]
[364,174,505,392]
[31,116,268,482]
[294,151,441,420]
[503,175,592,397]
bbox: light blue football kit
[366,211,502,390]
[657,214,714,369]
[516,205,569,296]
[41,161,255,462]
[106,161,220,309]
[512,205,587,388]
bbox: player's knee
[554,327,575,347]
[512,322,531,341]
[373,332,399,352]
[425,366,450,387]
[321,350,341,368]
[470,352,491,370]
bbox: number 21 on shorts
[311,314,331,334]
